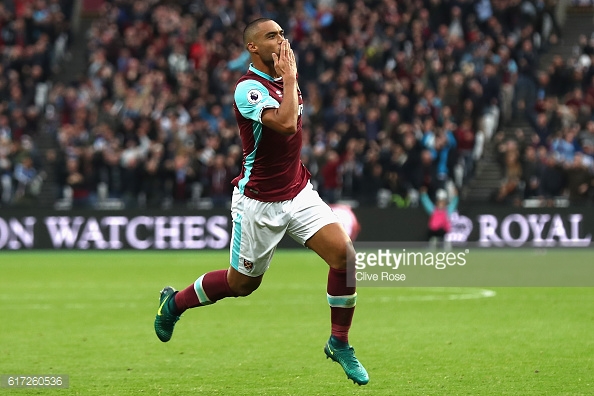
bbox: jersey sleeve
[234,80,280,123]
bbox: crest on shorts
[242,258,254,271]
[247,89,262,104]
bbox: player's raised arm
[261,39,299,135]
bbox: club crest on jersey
[242,258,254,271]
[247,89,262,104]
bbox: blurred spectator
[565,152,593,203]
[494,147,523,205]
[522,145,541,199]
[13,155,37,200]
[420,186,459,250]
[359,160,383,206]
[540,153,566,201]
[531,113,554,147]
[496,45,518,126]
[422,127,457,190]
[0,115,13,203]
[321,150,341,204]
[551,127,578,164]
[167,150,198,204]
[579,120,594,159]
[63,156,92,208]
[516,39,539,105]
[453,118,476,187]
[205,154,233,208]
[339,141,363,200]
[140,142,166,207]
[384,168,410,208]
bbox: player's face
[253,21,285,63]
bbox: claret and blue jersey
[232,64,310,202]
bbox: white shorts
[229,181,339,277]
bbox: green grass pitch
[1,250,593,395]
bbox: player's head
[243,18,284,63]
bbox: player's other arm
[261,39,298,135]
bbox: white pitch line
[1,289,496,310]
[363,288,497,302]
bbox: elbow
[278,123,298,135]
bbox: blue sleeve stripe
[237,121,263,194]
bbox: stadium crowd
[493,32,594,205]
[0,0,72,205]
[1,0,592,209]
[0,0,73,205]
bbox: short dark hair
[243,18,272,46]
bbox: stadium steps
[464,8,594,202]
[52,17,93,85]
[463,145,502,201]
[37,17,95,208]
[538,10,594,73]
[35,126,58,207]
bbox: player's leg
[287,183,368,385]
[154,265,263,339]
[154,188,286,342]
[307,223,369,385]
[154,267,248,343]
[174,266,262,308]
[304,222,355,342]
[172,265,263,312]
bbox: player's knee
[328,240,354,270]
[229,277,262,297]
[233,284,258,297]
[227,267,263,297]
